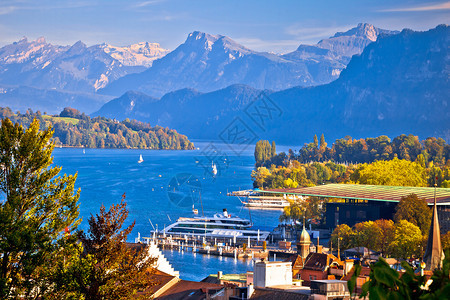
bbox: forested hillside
[0,107,195,150]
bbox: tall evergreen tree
[313,134,319,149]
[320,133,327,149]
[271,141,276,158]
[0,118,80,298]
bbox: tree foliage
[295,134,449,166]
[254,134,450,188]
[351,158,427,186]
[390,220,423,259]
[330,219,423,259]
[54,195,156,299]
[394,194,432,235]
[0,118,80,298]
[0,107,194,150]
[254,140,277,167]
[360,250,450,299]
[330,224,354,251]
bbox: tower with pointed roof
[297,216,311,258]
[423,184,443,270]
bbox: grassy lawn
[42,115,80,125]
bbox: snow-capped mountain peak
[101,42,169,67]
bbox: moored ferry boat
[157,209,270,242]
[228,189,303,209]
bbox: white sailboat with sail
[138,154,144,163]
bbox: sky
[0,0,449,53]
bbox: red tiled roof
[303,253,328,271]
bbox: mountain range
[101,23,396,97]
[93,25,450,144]
[0,23,395,114]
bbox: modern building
[263,184,450,232]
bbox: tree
[374,219,394,256]
[60,107,81,118]
[351,158,426,186]
[271,141,276,158]
[354,221,382,252]
[313,134,318,149]
[330,224,354,251]
[57,195,156,299]
[360,250,450,299]
[0,118,80,298]
[442,231,450,252]
[394,194,432,235]
[390,220,422,259]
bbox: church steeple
[423,184,443,270]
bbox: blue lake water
[51,141,293,281]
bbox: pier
[137,232,271,260]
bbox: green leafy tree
[394,194,432,235]
[351,158,426,186]
[390,220,422,259]
[56,195,156,299]
[0,118,80,298]
[360,250,450,299]
[354,221,382,252]
[271,141,276,158]
[313,134,319,149]
[330,224,354,251]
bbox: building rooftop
[251,287,310,299]
[157,280,223,300]
[303,252,329,271]
[263,184,450,204]
[202,273,247,284]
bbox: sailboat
[138,154,144,163]
[212,162,217,176]
[192,204,198,215]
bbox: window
[357,210,367,219]
[309,275,317,281]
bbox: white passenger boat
[241,196,290,209]
[157,209,270,242]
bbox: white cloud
[133,0,166,8]
[0,5,17,15]
[379,1,450,12]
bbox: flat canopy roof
[263,184,450,204]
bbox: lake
[51,141,293,281]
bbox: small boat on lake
[212,162,217,176]
[138,154,144,163]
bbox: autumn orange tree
[54,195,156,299]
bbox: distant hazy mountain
[93,25,449,144]
[101,23,397,97]
[0,85,112,115]
[0,37,168,93]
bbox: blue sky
[0,0,448,53]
